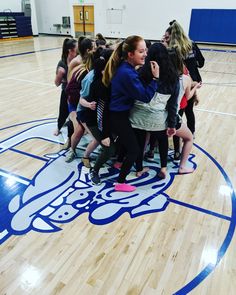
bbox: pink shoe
[114,183,136,192]
[114,162,122,169]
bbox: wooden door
[73,5,94,37]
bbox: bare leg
[175,123,194,174]
[136,167,149,177]
[65,112,84,163]
[158,167,167,179]
[84,139,99,157]
[81,122,99,157]
[70,112,84,151]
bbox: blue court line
[168,198,231,221]
[0,44,235,59]
[174,219,236,295]
[0,122,58,146]
[174,143,236,294]
[200,47,236,53]
[0,118,236,294]
[10,147,49,162]
[0,47,61,59]
[0,118,56,132]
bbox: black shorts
[175,114,182,130]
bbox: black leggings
[57,89,73,137]
[115,137,126,163]
[173,108,184,154]
[67,119,74,138]
[150,130,168,167]
[133,128,147,172]
[57,89,69,130]
[110,111,140,183]
[88,125,115,173]
[149,132,157,151]
[184,96,195,134]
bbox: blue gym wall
[189,9,236,44]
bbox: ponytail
[168,21,192,59]
[78,37,94,58]
[75,50,94,79]
[61,38,77,64]
[78,36,86,46]
[61,38,70,63]
[83,50,94,71]
[102,41,123,87]
[168,45,184,75]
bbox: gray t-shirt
[129,92,171,131]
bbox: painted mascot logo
[0,121,196,244]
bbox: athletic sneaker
[65,149,77,163]
[59,138,71,151]
[174,152,181,161]
[89,169,101,185]
[144,150,154,161]
[82,157,91,168]
[114,183,136,192]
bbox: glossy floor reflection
[0,37,236,295]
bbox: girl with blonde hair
[163,20,204,135]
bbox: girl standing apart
[54,38,77,145]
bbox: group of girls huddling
[54,20,204,193]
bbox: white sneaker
[65,149,77,163]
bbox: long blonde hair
[102,35,143,87]
[168,21,192,59]
[68,51,93,82]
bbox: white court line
[203,82,236,87]
[4,77,54,87]
[205,82,236,85]
[9,66,55,78]
[205,61,236,65]
[0,170,30,185]
[38,88,59,96]
[0,229,9,240]
[195,108,236,117]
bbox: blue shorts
[68,102,77,113]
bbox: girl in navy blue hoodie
[103,35,159,192]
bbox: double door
[73,5,94,37]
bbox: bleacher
[0,12,32,39]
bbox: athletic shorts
[175,114,182,130]
[68,102,77,113]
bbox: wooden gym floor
[0,36,236,295]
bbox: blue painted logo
[1,119,235,294]
[0,120,196,244]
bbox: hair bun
[169,20,176,26]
